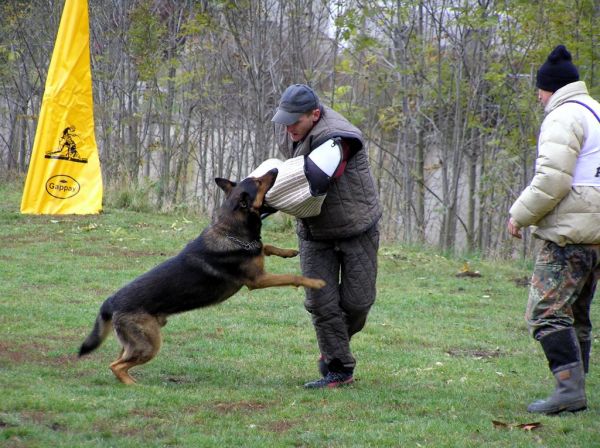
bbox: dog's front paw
[305,278,326,289]
[277,248,299,258]
[263,245,299,258]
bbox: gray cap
[272,84,320,125]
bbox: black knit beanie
[536,45,579,92]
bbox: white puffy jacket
[509,81,600,246]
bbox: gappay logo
[45,175,81,199]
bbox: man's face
[286,109,320,142]
[538,89,553,107]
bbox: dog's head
[214,168,278,224]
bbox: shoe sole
[303,377,355,389]
[548,405,587,415]
[326,377,354,388]
[528,401,587,415]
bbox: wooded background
[1,0,599,257]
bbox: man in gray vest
[272,84,382,388]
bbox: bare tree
[2,0,598,258]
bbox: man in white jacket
[508,44,600,414]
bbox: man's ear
[215,178,236,195]
[311,107,321,123]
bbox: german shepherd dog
[78,169,325,384]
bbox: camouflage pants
[526,241,600,342]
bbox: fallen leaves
[492,420,542,431]
[455,261,482,278]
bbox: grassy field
[1,175,599,447]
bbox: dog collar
[226,235,262,251]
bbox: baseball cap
[272,84,320,125]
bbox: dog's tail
[78,301,113,357]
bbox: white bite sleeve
[307,139,342,176]
[246,157,326,218]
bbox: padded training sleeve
[305,138,343,195]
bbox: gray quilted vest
[279,105,382,240]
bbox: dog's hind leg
[110,312,163,385]
[110,347,125,366]
[109,346,125,372]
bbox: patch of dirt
[70,245,164,258]
[0,342,25,363]
[20,410,49,426]
[204,327,225,339]
[0,340,78,366]
[129,408,163,419]
[161,375,195,385]
[0,234,51,248]
[116,249,167,258]
[263,420,297,433]
[446,348,502,359]
[212,401,269,414]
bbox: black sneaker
[304,371,354,389]
[318,354,329,377]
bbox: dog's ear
[252,168,278,210]
[215,178,236,195]
[258,168,278,191]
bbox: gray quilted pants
[299,224,379,372]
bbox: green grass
[1,175,599,447]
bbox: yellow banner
[21,0,102,214]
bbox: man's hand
[507,217,522,239]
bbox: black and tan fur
[78,169,325,384]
